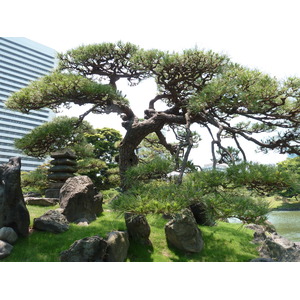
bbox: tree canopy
[14,116,95,159]
[6,42,300,185]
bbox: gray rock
[105,231,129,262]
[33,210,69,233]
[75,218,89,226]
[25,197,59,206]
[59,176,98,223]
[45,189,61,199]
[189,202,216,226]
[247,224,300,262]
[60,236,107,262]
[165,208,204,253]
[0,227,18,244]
[0,157,30,237]
[124,213,151,246]
[261,233,300,262]
[0,240,13,259]
[24,192,42,198]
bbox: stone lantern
[45,149,78,198]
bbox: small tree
[14,116,95,159]
[277,156,300,199]
[83,128,122,189]
[85,127,122,164]
[21,164,49,195]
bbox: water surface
[267,211,300,242]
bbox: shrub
[21,164,49,195]
[111,164,271,223]
[124,157,174,187]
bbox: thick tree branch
[155,130,177,155]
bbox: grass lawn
[267,195,300,210]
[2,204,259,262]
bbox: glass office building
[0,37,56,171]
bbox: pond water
[228,211,300,242]
[267,211,300,242]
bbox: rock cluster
[45,149,78,198]
[30,175,104,235]
[60,231,129,262]
[0,227,18,259]
[246,224,300,262]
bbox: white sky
[2,0,300,166]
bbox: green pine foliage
[123,157,174,185]
[6,72,126,113]
[110,161,298,223]
[14,116,95,159]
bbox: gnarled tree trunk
[118,117,167,188]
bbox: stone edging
[246,224,300,262]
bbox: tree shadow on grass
[166,224,258,262]
[126,240,154,262]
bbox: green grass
[267,195,300,210]
[2,204,259,262]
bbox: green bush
[124,157,174,186]
[21,164,49,195]
[226,162,294,194]
[111,164,272,223]
[110,180,187,214]
[277,157,300,199]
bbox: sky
[2,0,300,167]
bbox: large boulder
[60,236,108,262]
[0,227,18,244]
[59,176,100,223]
[165,208,204,253]
[33,210,69,233]
[0,240,13,259]
[124,213,151,246]
[0,157,30,237]
[104,231,130,262]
